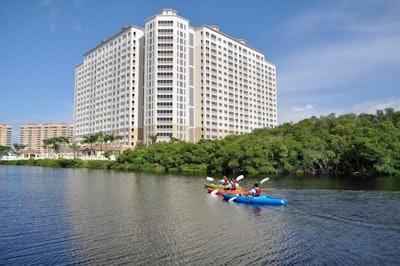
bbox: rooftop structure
[74,9,277,148]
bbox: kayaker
[242,183,261,196]
[230,179,237,190]
[220,175,229,185]
[225,179,236,190]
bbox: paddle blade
[228,196,238,202]
[211,189,219,195]
[260,177,270,184]
[236,175,244,181]
[206,176,214,181]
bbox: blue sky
[1,0,399,143]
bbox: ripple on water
[1,168,399,265]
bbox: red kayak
[207,188,247,195]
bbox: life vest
[255,187,261,196]
[223,177,229,185]
[231,182,236,189]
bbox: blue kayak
[222,194,287,205]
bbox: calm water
[0,166,399,265]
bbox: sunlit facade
[74,9,277,148]
[0,123,12,147]
[74,26,145,147]
[193,25,277,141]
[19,123,74,154]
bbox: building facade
[74,26,144,147]
[19,123,74,154]
[0,123,12,147]
[194,25,277,141]
[74,9,277,148]
[143,9,195,144]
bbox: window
[158,20,173,26]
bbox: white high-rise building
[74,9,277,148]
[143,9,195,144]
[74,26,145,147]
[193,24,277,141]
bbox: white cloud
[74,0,86,8]
[35,0,54,11]
[278,104,317,124]
[282,0,400,37]
[348,97,400,115]
[33,0,89,33]
[278,97,400,124]
[275,0,400,124]
[74,19,89,32]
[292,104,314,112]
[277,0,400,93]
[279,32,400,93]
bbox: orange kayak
[207,188,247,195]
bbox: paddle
[208,175,243,182]
[210,189,219,195]
[228,177,270,202]
[211,175,244,196]
[228,194,240,202]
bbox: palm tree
[55,136,69,154]
[169,135,181,143]
[96,131,104,153]
[69,142,81,158]
[104,133,123,155]
[43,138,53,154]
[42,136,69,156]
[13,143,27,156]
[82,134,98,156]
[149,134,158,145]
[0,145,11,157]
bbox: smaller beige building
[19,123,74,154]
[0,123,12,147]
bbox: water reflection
[1,166,399,265]
[251,174,400,191]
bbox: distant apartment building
[0,123,12,147]
[74,8,277,148]
[19,123,74,154]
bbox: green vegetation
[43,136,69,154]
[0,144,26,157]
[0,145,11,157]
[0,157,115,169]
[1,109,400,176]
[81,131,123,156]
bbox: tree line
[0,132,122,159]
[1,108,400,176]
[0,144,27,157]
[112,108,400,176]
